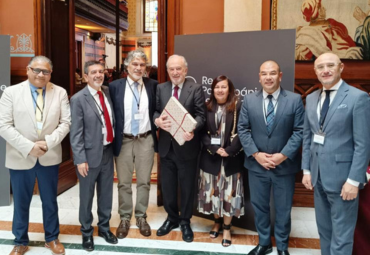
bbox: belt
[123,130,151,140]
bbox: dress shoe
[180,224,194,242]
[136,217,151,236]
[248,244,273,255]
[278,250,290,255]
[98,230,118,244]
[9,245,28,255]
[156,220,179,236]
[45,239,65,255]
[82,236,94,252]
[116,219,130,239]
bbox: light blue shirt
[29,83,45,110]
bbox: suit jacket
[0,80,71,170]
[153,79,206,160]
[199,100,244,177]
[238,88,304,175]
[70,85,115,168]
[302,82,370,192]
[109,77,158,156]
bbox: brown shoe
[45,239,65,255]
[9,245,28,255]
[116,219,130,239]
[136,217,151,237]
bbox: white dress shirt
[172,82,184,98]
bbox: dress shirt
[87,85,114,146]
[303,79,359,187]
[262,87,280,124]
[29,83,45,110]
[123,76,151,135]
[172,82,184,98]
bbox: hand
[35,141,48,152]
[270,153,287,166]
[302,174,313,190]
[155,115,172,132]
[183,131,194,142]
[254,152,275,170]
[77,162,89,177]
[216,148,229,157]
[340,182,359,201]
[29,143,46,157]
[353,6,367,24]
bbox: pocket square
[337,104,347,109]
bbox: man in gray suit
[70,60,118,251]
[238,60,304,255]
[302,52,370,255]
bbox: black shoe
[156,220,179,236]
[278,250,290,255]
[82,236,94,251]
[180,224,194,242]
[248,244,273,255]
[98,230,118,244]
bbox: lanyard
[92,93,107,128]
[32,90,44,119]
[128,80,143,109]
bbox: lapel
[143,78,152,110]
[269,88,288,134]
[309,89,321,132]
[178,79,191,105]
[83,86,103,124]
[42,82,54,125]
[224,105,234,137]
[254,90,268,135]
[322,81,348,131]
[117,78,127,119]
[23,81,37,126]
[208,103,217,134]
[101,86,115,125]
[163,81,173,103]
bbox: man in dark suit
[153,54,206,242]
[70,60,118,251]
[238,60,304,255]
[109,50,158,238]
[302,52,370,255]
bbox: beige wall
[224,0,261,32]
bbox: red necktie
[173,85,179,100]
[97,91,113,143]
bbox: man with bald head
[238,60,304,255]
[302,52,370,255]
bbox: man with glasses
[302,52,370,255]
[109,50,158,238]
[0,56,71,255]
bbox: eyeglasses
[28,67,51,75]
[314,63,341,72]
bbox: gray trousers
[77,145,114,237]
[116,135,154,220]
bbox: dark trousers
[9,161,60,245]
[160,147,197,225]
[77,145,114,236]
[248,170,296,251]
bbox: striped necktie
[266,95,275,134]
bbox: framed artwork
[271,0,370,60]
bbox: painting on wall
[271,0,370,60]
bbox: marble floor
[0,183,321,255]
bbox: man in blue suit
[238,60,304,255]
[302,52,370,255]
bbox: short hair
[166,54,188,68]
[84,60,104,74]
[301,0,321,22]
[28,56,53,70]
[124,49,148,67]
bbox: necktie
[97,91,113,143]
[36,88,43,135]
[131,81,140,136]
[173,85,179,100]
[319,90,332,127]
[266,95,275,134]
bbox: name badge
[313,133,325,145]
[36,121,43,130]
[211,136,221,145]
[134,113,144,120]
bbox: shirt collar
[87,84,101,96]
[127,76,143,87]
[29,82,46,93]
[263,86,281,100]
[172,82,184,90]
[323,79,342,91]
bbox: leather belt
[123,130,151,140]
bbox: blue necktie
[131,81,140,136]
[319,90,331,127]
[266,95,275,134]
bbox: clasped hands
[216,148,229,157]
[254,152,287,170]
[29,141,48,157]
[155,115,194,141]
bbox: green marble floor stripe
[0,238,245,254]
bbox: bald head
[314,52,343,89]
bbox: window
[144,0,158,33]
